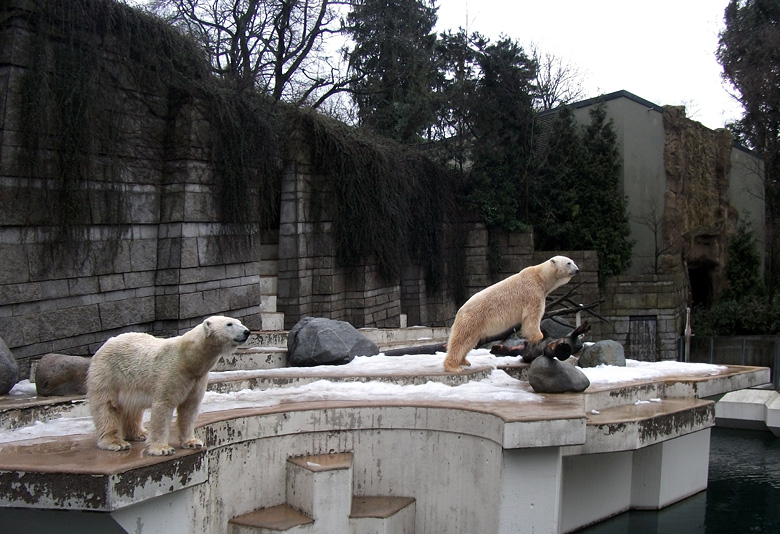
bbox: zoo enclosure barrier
[684,335,780,391]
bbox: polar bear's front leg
[145,401,176,456]
[177,381,207,450]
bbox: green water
[577,428,780,533]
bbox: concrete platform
[715,387,780,436]
[0,359,770,534]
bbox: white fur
[443,256,578,372]
[87,316,250,455]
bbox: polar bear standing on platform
[87,316,250,456]
[443,256,579,373]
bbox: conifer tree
[346,0,438,143]
[466,37,537,231]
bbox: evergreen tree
[530,105,584,249]
[430,29,481,170]
[717,0,780,298]
[530,103,632,283]
[722,222,765,300]
[346,0,438,143]
[579,103,633,281]
[466,37,537,231]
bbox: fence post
[741,338,746,366]
[775,337,780,390]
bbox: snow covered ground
[0,349,727,444]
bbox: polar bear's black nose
[574,268,579,275]
[239,328,250,341]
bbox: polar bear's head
[549,256,579,279]
[203,316,251,346]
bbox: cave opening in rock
[689,265,715,308]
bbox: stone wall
[0,2,279,375]
[601,273,687,361]
[661,106,739,304]
[0,0,549,373]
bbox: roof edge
[570,89,664,113]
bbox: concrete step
[244,331,290,350]
[241,327,450,355]
[228,452,416,534]
[214,347,287,372]
[206,366,491,394]
[715,388,780,436]
[228,503,313,534]
[287,452,353,532]
[350,496,416,534]
[260,312,285,331]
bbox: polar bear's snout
[235,327,250,343]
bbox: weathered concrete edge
[0,450,207,512]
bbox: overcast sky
[435,0,742,130]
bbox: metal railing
[683,335,780,390]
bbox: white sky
[435,0,743,130]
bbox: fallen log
[491,322,591,362]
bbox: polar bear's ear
[550,258,556,265]
[204,319,213,336]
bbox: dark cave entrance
[689,265,715,308]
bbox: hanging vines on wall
[14,0,211,249]
[296,109,464,294]
[207,89,282,232]
[10,0,466,301]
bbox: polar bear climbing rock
[443,256,579,373]
[87,316,250,455]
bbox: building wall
[572,91,764,283]
[572,92,668,276]
[729,144,766,262]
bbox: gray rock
[577,340,626,368]
[287,317,379,367]
[35,353,91,396]
[528,356,590,393]
[0,336,20,395]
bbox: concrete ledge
[207,365,491,393]
[196,398,587,451]
[575,398,714,454]
[0,395,89,430]
[215,347,287,372]
[715,388,780,436]
[0,436,207,511]
[228,503,313,532]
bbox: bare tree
[633,199,675,274]
[150,0,353,107]
[530,43,587,111]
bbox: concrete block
[350,496,416,534]
[715,388,775,431]
[766,392,780,438]
[631,429,710,509]
[261,313,284,331]
[561,450,633,533]
[287,453,353,532]
[499,447,564,534]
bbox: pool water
[576,428,780,533]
